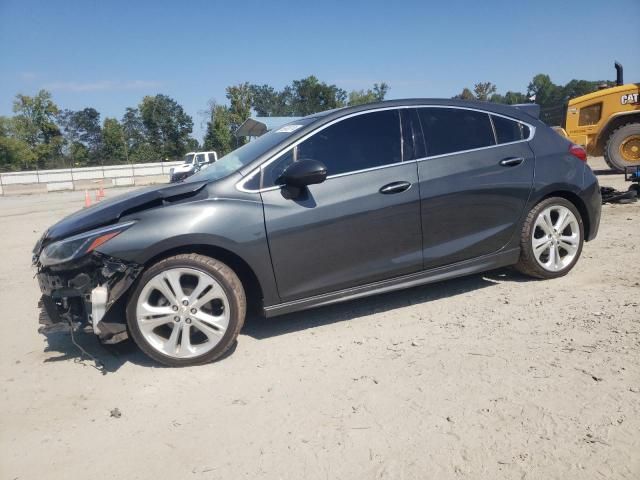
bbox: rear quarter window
[492,115,524,144]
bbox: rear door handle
[499,157,524,167]
[379,181,411,194]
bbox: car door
[415,107,535,269]
[260,109,423,302]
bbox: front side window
[189,117,316,184]
[297,110,402,176]
[492,115,524,144]
[260,110,403,188]
[263,149,295,188]
[418,108,495,156]
[195,153,206,164]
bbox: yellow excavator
[557,62,639,172]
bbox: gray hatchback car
[33,99,601,366]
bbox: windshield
[183,154,195,164]
[188,119,316,183]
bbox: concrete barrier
[0,161,181,196]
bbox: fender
[96,195,281,306]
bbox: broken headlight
[39,222,135,267]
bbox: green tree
[101,117,128,164]
[139,94,194,160]
[373,82,389,101]
[186,137,200,151]
[347,82,390,106]
[503,91,528,104]
[453,88,475,100]
[562,79,613,100]
[0,116,36,171]
[203,104,233,156]
[249,84,292,116]
[11,90,63,169]
[289,76,347,115]
[527,74,560,106]
[121,107,149,162]
[59,107,102,165]
[226,83,253,147]
[473,82,498,101]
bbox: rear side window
[418,108,495,156]
[492,115,524,144]
[296,110,402,176]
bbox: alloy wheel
[135,267,230,359]
[531,205,581,272]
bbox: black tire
[126,253,246,367]
[604,123,640,172]
[515,197,584,279]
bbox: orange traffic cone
[84,190,91,208]
[94,190,100,202]
[98,184,105,199]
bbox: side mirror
[281,159,327,188]
[280,159,327,199]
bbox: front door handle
[379,181,411,194]
[499,157,524,167]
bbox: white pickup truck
[169,151,218,183]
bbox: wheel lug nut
[185,318,192,324]
[182,300,189,306]
[190,308,197,314]
[174,316,180,322]
[172,305,178,311]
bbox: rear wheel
[127,254,246,367]
[515,197,584,279]
[604,123,640,172]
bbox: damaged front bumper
[35,253,142,343]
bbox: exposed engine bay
[36,252,142,343]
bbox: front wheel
[126,254,246,367]
[515,197,584,279]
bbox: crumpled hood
[37,181,208,250]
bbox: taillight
[569,144,587,162]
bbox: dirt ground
[1,157,638,480]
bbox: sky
[1,0,639,140]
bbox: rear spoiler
[513,103,540,119]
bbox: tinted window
[521,124,531,139]
[401,109,426,160]
[418,108,495,156]
[195,153,206,164]
[189,117,316,184]
[296,110,401,176]
[263,149,294,187]
[492,115,523,144]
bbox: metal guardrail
[0,161,182,195]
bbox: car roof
[304,98,541,124]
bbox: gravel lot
[1,157,638,480]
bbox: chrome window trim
[236,104,536,194]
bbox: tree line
[0,72,611,172]
[453,74,614,124]
[0,76,388,172]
